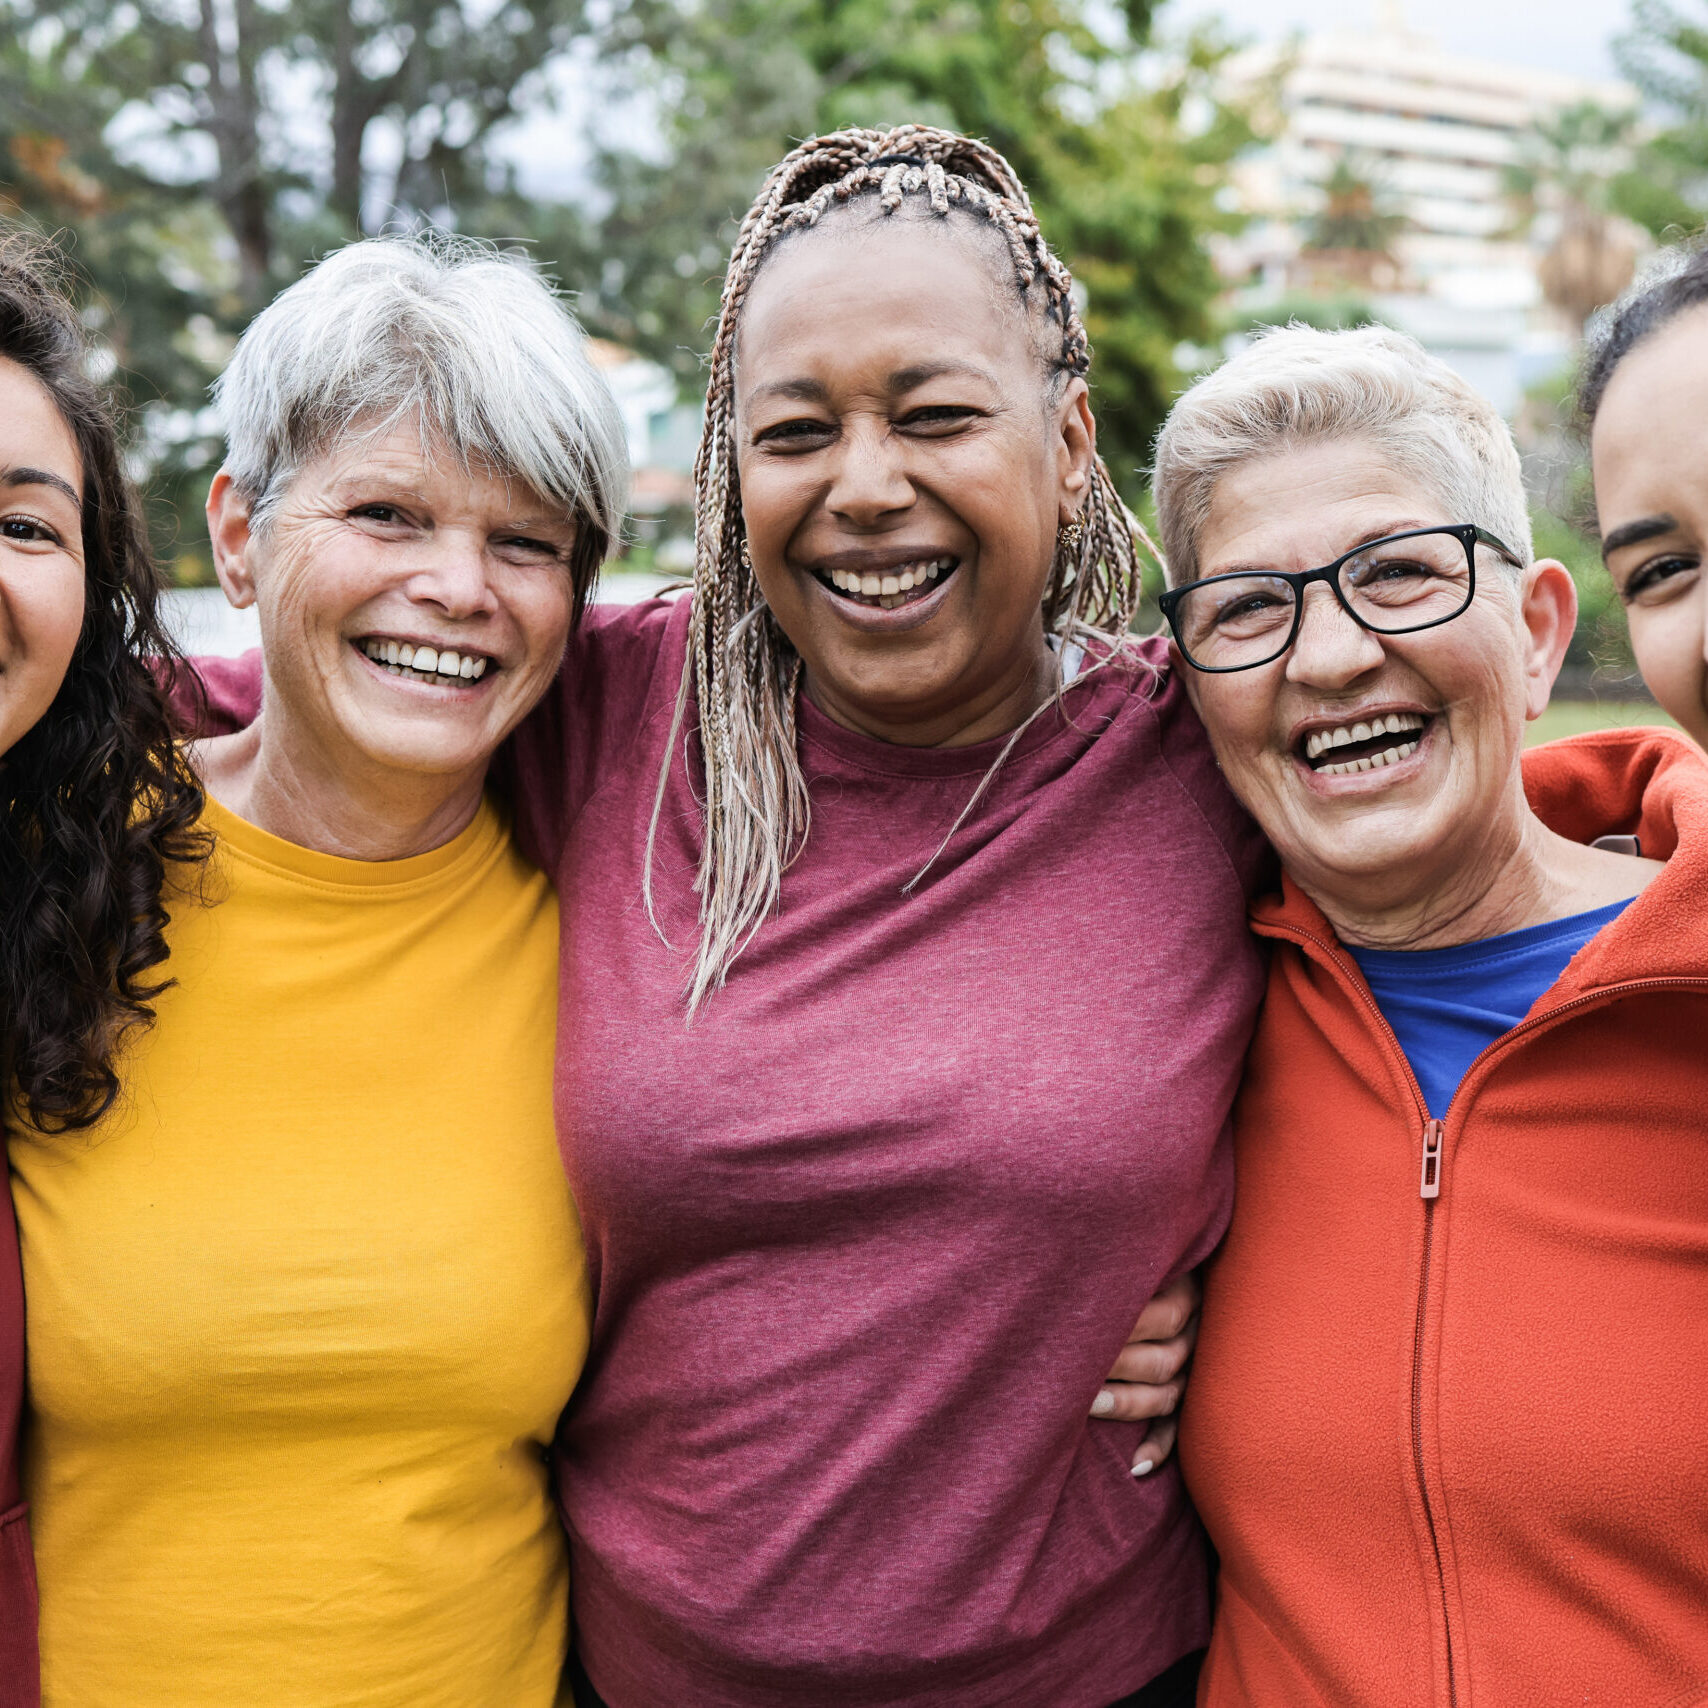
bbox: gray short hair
[214,234,630,609]
[1152,324,1531,586]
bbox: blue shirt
[1350,898,1634,1118]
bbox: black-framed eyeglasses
[1158,524,1523,674]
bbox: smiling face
[731,212,1094,748]
[1180,439,1575,924]
[207,428,579,792]
[0,356,87,761]
[1591,304,1708,749]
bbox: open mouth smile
[1298,711,1429,777]
[355,636,494,688]
[812,555,959,611]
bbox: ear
[206,470,259,610]
[1052,375,1096,524]
[1518,559,1578,723]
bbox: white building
[1219,10,1639,407]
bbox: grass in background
[1528,698,1678,746]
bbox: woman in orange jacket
[1151,323,1708,1707]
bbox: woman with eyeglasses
[1151,324,1708,1707]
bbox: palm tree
[1504,101,1644,338]
[1299,153,1407,290]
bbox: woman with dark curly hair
[0,231,204,1708]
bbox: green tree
[1503,100,1642,335]
[574,0,1257,498]
[1,0,600,576]
[1299,153,1405,283]
[1617,0,1708,235]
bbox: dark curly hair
[0,229,206,1131]
[1578,238,1708,427]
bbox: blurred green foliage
[1,0,1257,577]
[2,0,595,579]
[1618,0,1708,236]
[574,0,1258,501]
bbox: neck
[1305,782,1588,951]
[192,708,487,863]
[804,636,1058,749]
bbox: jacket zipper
[1411,1151,1455,1708]
[1263,923,1708,1708]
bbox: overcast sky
[1166,0,1634,83]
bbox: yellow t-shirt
[12,792,589,1708]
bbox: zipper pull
[1420,1118,1445,1199]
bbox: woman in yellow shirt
[9,236,629,1707]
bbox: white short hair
[1152,324,1531,585]
[214,235,630,594]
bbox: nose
[824,418,915,527]
[1285,581,1386,689]
[404,530,500,621]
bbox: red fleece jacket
[1183,727,1708,1708]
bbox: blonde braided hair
[649,124,1155,1010]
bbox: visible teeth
[1304,712,1426,760]
[880,575,899,595]
[1315,739,1421,778]
[860,574,881,595]
[898,571,915,591]
[362,636,491,685]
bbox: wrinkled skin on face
[1591,304,1708,751]
[1178,440,1654,948]
[0,356,87,760]
[202,429,579,857]
[732,212,1095,749]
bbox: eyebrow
[747,360,998,407]
[4,466,80,506]
[1210,521,1436,578]
[1600,514,1678,560]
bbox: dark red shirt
[511,599,1266,1707]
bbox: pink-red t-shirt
[190,599,1265,1707]
[509,599,1265,1707]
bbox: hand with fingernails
[1088,1270,1199,1476]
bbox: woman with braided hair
[192,126,1264,1706]
[505,124,1265,1708]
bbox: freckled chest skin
[0,357,87,760]
[732,219,1091,749]
[1182,443,1549,938]
[1591,307,1708,750]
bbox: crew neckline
[200,790,507,893]
[1349,895,1636,973]
[793,665,1129,780]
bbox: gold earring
[1058,516,1084,552]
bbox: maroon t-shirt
[511,599,1265,1707]
[187,600,1265,1706]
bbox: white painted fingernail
[1091,1389,1116,1417]
[1131,1459,1155,1477]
